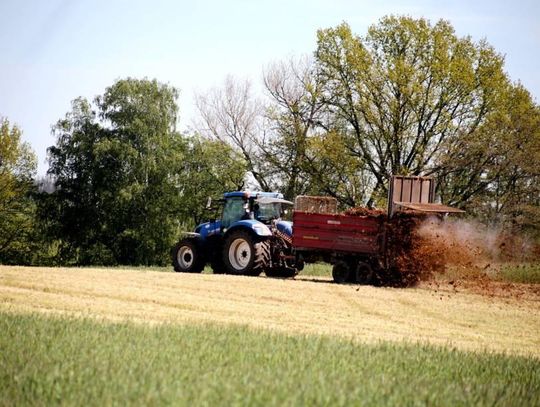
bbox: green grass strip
[499,263,540,284]
[1,311,538,406]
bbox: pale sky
[1,0,539,175]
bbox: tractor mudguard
[275,220,292,237]
[225,220,272,237]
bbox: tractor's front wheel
[172,238,206,273]
[222,231,269,276]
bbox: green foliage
[440,84,540,232]
[3,16,540,265]
[178,136,246,227]
[44,78,246,266]
[305,129,373,206]
[2,312,539,406]
[194,16,539,232]
[250,15,540,231]
[0,118,37,264]
[314,17,510,206]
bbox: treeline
[196,16,540,232]
[1,81,246,266]
[1,16,539,266]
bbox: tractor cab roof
[223,191,283,200]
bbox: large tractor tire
[172,238,206,273]
[222,230,270,276]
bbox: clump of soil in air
[338,206,539,289]
[383,213,435,287]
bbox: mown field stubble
[1,265,539,356]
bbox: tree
[261,56,324,199]
[46,78,248,266]
[0,118,37,264]
[193,16,539,235]
[46,79,184,265]
[315,17,508,206]
[194,59,370,205]
[438,84,540,233]
[178,136,246,226]
[262,56,374,205]
[195,76,269,190]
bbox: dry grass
[1,266,539,357]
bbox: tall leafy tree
[0,118,37,264]
[315,17,508,205]
[192,16,539,234]
[47,79,183,265]
[262,57,373,205]
[438,84,540,232]
[46,78,248,265]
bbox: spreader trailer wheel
[332,261,351,284]
[354,261,375,285]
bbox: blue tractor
[172,191,299,277]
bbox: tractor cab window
[255,202,282,223]
[221,197,246,229]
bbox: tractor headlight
[252,224,271,236]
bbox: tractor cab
[173,191,296,277]
[221,191,289,229]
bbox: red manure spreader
[292,176,463,283]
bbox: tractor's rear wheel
[332,261,351,284]
[222,230,269,276]
[172,238,206,273]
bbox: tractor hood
[195,220,221,239]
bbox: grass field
[1,265,539,405]
[108,262,334,277]
[106,262,540,283]
[1,266,539,356]
[2,311,539,406]
[499,263,540,284]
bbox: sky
[1,0,539,175]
